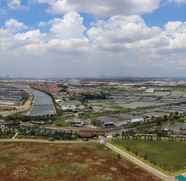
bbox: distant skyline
[0,0,186,78]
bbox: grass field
[0,142,160,181]
[111,139,186,173]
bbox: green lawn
[111,139,186,173]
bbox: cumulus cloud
[1,12,186,54]
[0,12,89,55]
[165,21,183,31]
[0,11,186,77]
[49,11,86,39]
[87,15,186,53]
[87,15,161,51]
[166,22,186,49]
[15,29,45,43]
[4,18,27,32]
[37,0,160,16]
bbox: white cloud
[165,21,183,31]
[0,29,14,51]
[5,18,27,32]
[37,0,160,16]
[87,16,186,53]
[7,0,21,9]
[49,11,86,39]
[166,22,186,49]
[1,12,89,55]
[1,12,186,77]
[15,29,45,43]
[87,15,161,51]
[1,13,186,54]
[46,38,89,52]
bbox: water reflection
[28,90,55,116]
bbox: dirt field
[0,142,161,181]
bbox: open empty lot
[0,142,160,181]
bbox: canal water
[27,90,56,116]
[176,175,186,181]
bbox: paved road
[106,143,175,181]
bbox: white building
[130,118,144,123]
[145,88,155,93]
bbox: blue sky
[1,1,186,28]
[0,0,186,78]
[143,2,186,27]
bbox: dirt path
[0,138,97,144]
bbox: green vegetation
[80,111,112,120]
[79,108,130,121]
[59,85,68,92]
[111,139,186,173]
[159,85,186,92]
[173,85,186,92]
[52,115,71,127]
[4,112,56,122]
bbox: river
[27,90,56,116]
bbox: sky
[0,0,186,78]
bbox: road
[0,138,97,144]
[0,95,32,117]
[12,132,18,139]
[106,143,175,181]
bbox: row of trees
[70,91,110,104]
[19,126,77,140]
[0,125,78,140]
[112,131,186,143]
[3,113,56,122]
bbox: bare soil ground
[0,142,161,181]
